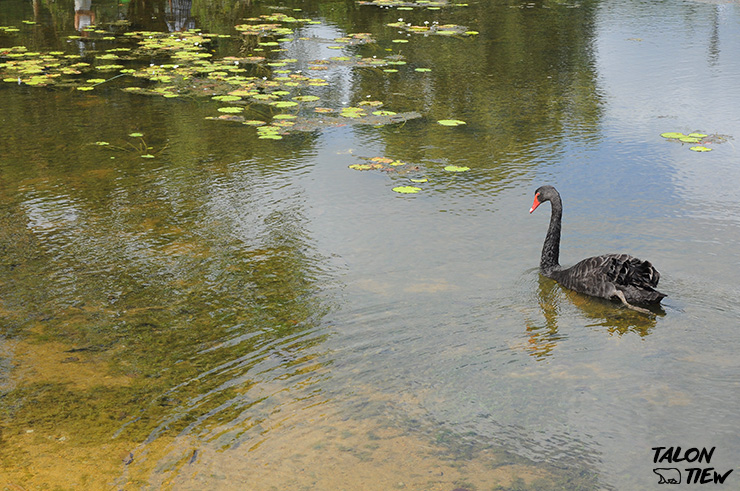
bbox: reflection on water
[527,274,663,360]
[2,0,740,489]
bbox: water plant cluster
[348,155,470,194]
[93,132,166,159]
[2,4,475,156]
[386,20,477,36]
[358,0,463,8]
[660,131,729,152]
[2,8,472,139]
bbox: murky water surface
[2,0,740,489]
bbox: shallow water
[1,0,740,489]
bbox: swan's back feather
[550,253,666,304]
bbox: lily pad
[218,106,244,113]
[212,95,242,102]
[392,185,422,194]
[370,157,395,164]
[270,100,299,108]
[292,95,320,102]
[444,165,470,172]
[129,132,144,137]
[689,146,712,152]
[660,132,685,139]
[678,136,701,143]
[438,119,466,126]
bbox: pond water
[2,0,740,489]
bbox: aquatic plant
[660,131,730,152]
[437,119,466,126]
[392,186,422,194]
[90,132,168,158]
[0,9,473,139]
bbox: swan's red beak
[529,194,541,214]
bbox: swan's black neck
[540,194,562,274]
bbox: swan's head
[529,185,559,213]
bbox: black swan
[529,185,666,313]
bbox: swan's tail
[614,290,654,315]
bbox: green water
[2,0,740,489]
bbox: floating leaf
[349,164,374,170]
[94,141,110,146]
[212,95,242,102]
[392,186,422,194]
[96,64,125,71]
[243,120,267,126]
[218,106,244,113]
[340,107,366,118]
[414,68,431,72]
[292,95,320,102]
[438,119,466,126]
[689,146,712,152]
[678,136,701,143]
[129,132,144,137]
[270,100,299,108]
[409,178,428,183]
[373,110,397,116]
[688,133,708,138]
[660,132,684,139]
[370,157,395,164]
[141,154,155,158]
[444,165,470,172]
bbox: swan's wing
[555,254,663,301]
[605,253,660,288]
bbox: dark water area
[1,0,740,489]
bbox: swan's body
[530,185,665,313]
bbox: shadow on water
[525,274,663,359]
